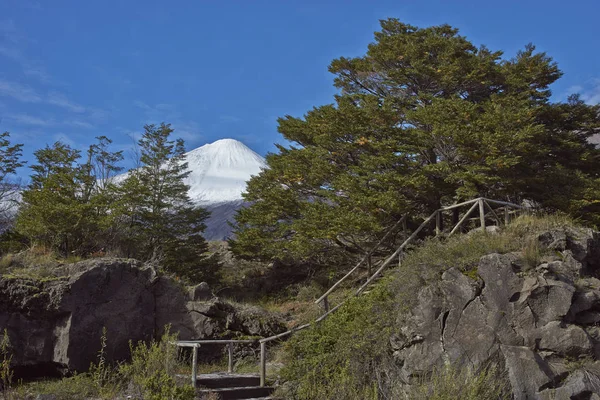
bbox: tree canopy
[15,125,214,282]
[231,19,600,264]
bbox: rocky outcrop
[0,259,285,377]
[392,227,600,399]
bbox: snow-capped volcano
[184,138,266,205]
[113,138,265,240]
[183,138,266,240]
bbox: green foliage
[14,125,215,283]
[119,327,195,400]
[404,364,510,400]
[16,138,122,256]
[280,284,395,399]
[0,329,13,395]
[88,327,120,397]
[114,123,212,282]
[232,19,600,265]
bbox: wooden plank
[315,215,407,304]
[448,202,478,237]
[316,300,347,322]
[478,199,486,230]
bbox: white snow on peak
[184,138,266,205]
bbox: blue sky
[1,0,599,175]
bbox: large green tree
[16,138,123,255]
[115,123,212,280]
[232,19,600,264]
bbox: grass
[255,285,353,329]
[0,245,82,281]
[7,327,195,400]
[400,364,511,400]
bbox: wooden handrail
[176,339,258,346]
[315,215,407,305]
[259,323,311,344]
[175,339,261,387]
[440,197,480,211]
[448,202,479,236]
[356,209,438,295]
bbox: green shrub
[119,327,195,400]
[1,329,13,395]
[279,283,395,400]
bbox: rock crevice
[394,227,600,399]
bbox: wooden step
[194,372,261,389]
[197,385,275,400]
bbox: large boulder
[0,258,286,377]
[393,226,600,399]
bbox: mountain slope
[184,138,266,205]
[183,139,266,240]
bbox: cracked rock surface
[392,227,600,399]
[0,258,285,377]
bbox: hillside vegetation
[277,214,584,399]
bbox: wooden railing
[315,197,522,312]
[177,197,524,387]
[175,339,258,387]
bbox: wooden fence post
[504,206,510,225]
[478,198,486,231]
[191,344,198,387]
[435,210,442,236]
[227,342,234,373]
[260,342,267,387]
[322,296,330,313]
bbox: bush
[279,283,396,399]
[1,329,13,395]
[119,327,195,400]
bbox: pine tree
[231,19,600,264]
[116,123,212,281]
